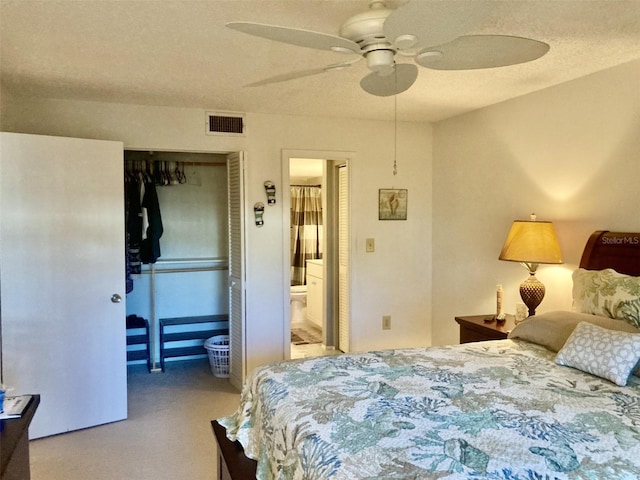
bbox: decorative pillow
[508,310,640,352]
[572,268,640,328]
[555,321,640,386]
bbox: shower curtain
[290,185,323,285]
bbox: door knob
[111,294,122,303]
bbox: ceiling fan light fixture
[360,63,418,97]
[366,49,395,74]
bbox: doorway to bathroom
[282,150,351,359]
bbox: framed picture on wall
[379,188,407,220]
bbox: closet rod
[189,162,226,167]
[154,257,228,265]
[124,160,225,167]
[290,184,322,187]
[141,266,228,274]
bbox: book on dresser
[1,395,33,419]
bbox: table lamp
[499,214,562,316]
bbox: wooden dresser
[1,395,40,480]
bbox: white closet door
[338,164,350,352]
[0,132,127,438]
[227,151,246,390]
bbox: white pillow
[555,321,640,386]
[572,268,640,328]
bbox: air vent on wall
[206,112,246,136]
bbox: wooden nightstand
[455,314,516,343]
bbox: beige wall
[1,97,433,372]
[432,59,640,346]
[5,57,635,361]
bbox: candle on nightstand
[496,284,504,319]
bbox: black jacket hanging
[140,180,163,264]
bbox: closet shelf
[159,314,229,372]
[126,334,149,345]
[126,315,151,372]
[162,329,218,343]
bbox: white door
[0,132,127,438]
[227,151,246,391]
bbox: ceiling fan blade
[384,1,493,51]
[226,22,360,53]
[245,59,361,87]
[360,64,418,97]
[245,69,328,87]
[416,35,550,70]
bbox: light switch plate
[366,238,375,253]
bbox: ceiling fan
[227,0,549,97]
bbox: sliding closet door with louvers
[227,151,246,390]
[338,163,350,352]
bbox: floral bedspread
[218,340,640,479]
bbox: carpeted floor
[291,327,323,345]
[29,360,240,480]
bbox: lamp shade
[499,220,563,264]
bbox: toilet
[290,285,307,327]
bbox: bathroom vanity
[305,260,324,331]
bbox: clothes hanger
[169,161,179,185]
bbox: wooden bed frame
[211,419,257,480]
[212,230,640,480]
[579,230,640,275]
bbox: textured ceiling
[2,0,640,123]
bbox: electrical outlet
[366,238,375,253]
[382,315,391,330]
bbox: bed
[212,230,640,479]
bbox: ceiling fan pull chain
[393,80,398,176]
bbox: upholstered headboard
[579,231,640,276]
